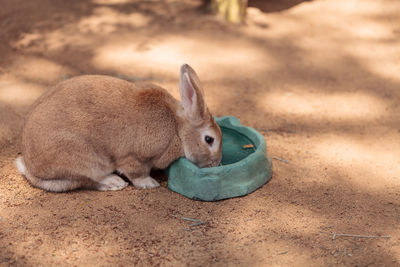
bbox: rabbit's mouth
[204,159,221,168]
[189,157,221,168]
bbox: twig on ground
[332,233,391,240]
[182,221,205,231]
[181,217,202,222]
[272,157,290,164]
[173,216,205,230]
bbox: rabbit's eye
[205,136,214,145]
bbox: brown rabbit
[15,64,222,192]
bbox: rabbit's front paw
[131,176,160,189]
[97,175,129,191]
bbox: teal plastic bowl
[167,116,272,201]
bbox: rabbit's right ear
[179,64,207,122]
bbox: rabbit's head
[178,64,222,168]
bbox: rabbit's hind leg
[96,174,128,191]
[16,156,97,192]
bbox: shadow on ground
[249,0,313,13]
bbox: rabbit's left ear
[179,64,207,122]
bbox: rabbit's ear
[179,64,206,121]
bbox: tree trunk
[210,0,248,24]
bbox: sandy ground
[1,0,400,266]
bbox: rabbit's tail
[15,156,90,192]
[15,156,26,175]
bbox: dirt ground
[1,0,400,266]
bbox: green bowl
[167,116,272,201]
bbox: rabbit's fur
[16,64,222,192]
